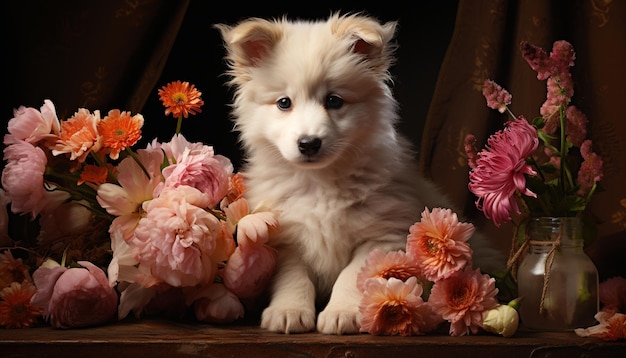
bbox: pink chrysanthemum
[359,277,441,336]
[482,80,512,113]
[356,249,424,293]
[406,208,474,281]
[468,117,539,226]
[428,267,499,336]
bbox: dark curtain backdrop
[3,0,624,278]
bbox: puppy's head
[215,13,398,169]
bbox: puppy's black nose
[298,136,322,156]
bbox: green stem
[175,115,183,134]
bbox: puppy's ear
[331,13,397,68]
[214,18,283,67]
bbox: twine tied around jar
[506,220,563,314]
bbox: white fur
[216,13,502,335]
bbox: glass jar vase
[517,217,599,331]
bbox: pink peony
[2,140,69,218]
[222,244,277,299]
[575,310,626,341]
[31,260,118,329]
[157,145,233,207]
[188,283,244,323]
[97,148,163,242]
[4,99,60,146]
[406,207,474,281]
[428,267,499,336]
[468,117,539,226]
[359,277,442,336]
[132,186,222,287]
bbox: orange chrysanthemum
[406,207,475,282]
[78,164,110,185]
[52,108,102,162]
[0,281,42,328]
[97,109,144,160]
[158,81,204,118]
[0,250,32,289]
[356,249,424,293]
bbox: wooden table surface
[2,318,625,358]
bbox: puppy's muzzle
[298,136,322,157]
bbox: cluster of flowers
[356,207,519,337]
[0,81,279,329]
[465,40,603,228]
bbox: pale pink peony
[406,207,474,281]
[132,186,222,287]
[188,283,244,323]
[359,277,442,336]
[4,99,60,146]
[31,260,118,328]
[428,267,499,336]
[356,248,423,293]
[222,244,277,299]
[97,148,163,242]
[116,282,158,320]
[156,145,233,207]
[147,133,209,166]
[51,108,102,162]
[575,310,626,341]
[468,117,539,226]
[2,140,69,218]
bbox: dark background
[3,0,459,170]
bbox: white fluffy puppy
[215,13,500,334]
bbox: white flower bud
[482,304,519,337]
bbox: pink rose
[31,260,118,328]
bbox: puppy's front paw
[261,306,316,334]
[317,306,361,334]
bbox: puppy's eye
[325,95,344,110]
[276,97,292,111]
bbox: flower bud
[482,303,519,337]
